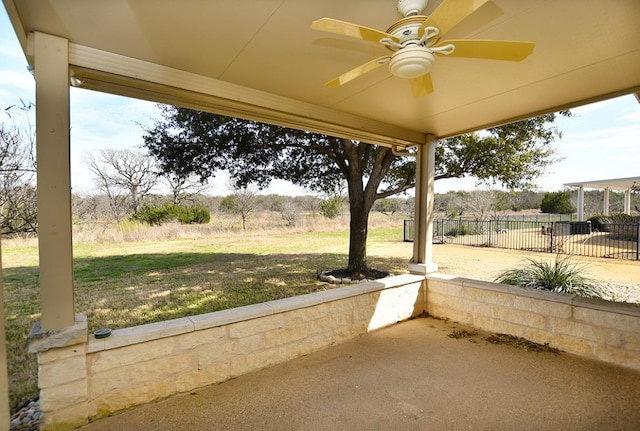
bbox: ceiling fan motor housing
[397,0,429,17]
[389,45,435,79]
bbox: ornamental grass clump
[494,256,601,298]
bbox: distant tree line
[0,102,37,235]
[67,187,640,229]
[2,101,639,238]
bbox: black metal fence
[404,218,640,260]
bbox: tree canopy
[540,191,576,214]
[143,106,568,277]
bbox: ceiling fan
[311,0,535,97]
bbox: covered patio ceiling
[3,0,640,148]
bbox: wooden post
[34,31,75,329]
[410,135,438,274]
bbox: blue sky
[1,8,639,196]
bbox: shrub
[540,191,575,214]
[178,206,210,224]
[494,256,601,298]
[218,195,239,213]
[132,204,176,225]
[608,213,639,224]
[445,224,468,237]
[608,214,640,241]
[588,214,639,240]
[373,198,399,215]
[132,204,210,225]
[586,215,610,232]
[320,197,343,219]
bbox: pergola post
[33,31,75,330]
[603,188,610,216]
[624,189,631,215]
[409,134,438,274]
[576,186,584,221]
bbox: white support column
[0,241,9,429]
[577,186,584,221]
[624,189,631,215]
[603,188,610,216]
[34,32,75,330]
[409,135,438,274]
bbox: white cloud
[570,99,615,115]
[622,106,640,122]
[561,124,640,149]
[0,72,34,100]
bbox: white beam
[67,44,426,149]
[34,32,75,329]
[603,188,610,216]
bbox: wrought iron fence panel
[404,219,640,260]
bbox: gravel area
[432,244,640,304]
[594,282,640,304]
[10,399,39,431]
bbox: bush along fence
[404,218,640,260]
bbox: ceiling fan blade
[438,40,535,61]
[419,0,490,39]
[312,18,399,45]
[325,56,391,88]
[410,74,434,97]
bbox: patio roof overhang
[564,176,640,191]
[2,0,640,146]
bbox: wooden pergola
[565,176,640,221]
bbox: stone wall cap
[572,296,640,317]
[28,315,88,353]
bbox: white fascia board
[67,43,427,148]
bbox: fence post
[550,222,554,253]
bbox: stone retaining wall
[30,274,426,430]
[426,273,640,371]
[29,272,640,430]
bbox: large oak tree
[143,106,567,278]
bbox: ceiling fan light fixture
[389,46,434,79]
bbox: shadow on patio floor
[80,316,640,431]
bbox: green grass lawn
[2,225,411,410]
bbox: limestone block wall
[426,274,640,371]
[32,271,640,430]
[53,274,424,427]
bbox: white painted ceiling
[3,0,640,147]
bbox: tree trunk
[347,195,370,274]
[342,140,393,276]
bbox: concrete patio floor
[80,316,640,431]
